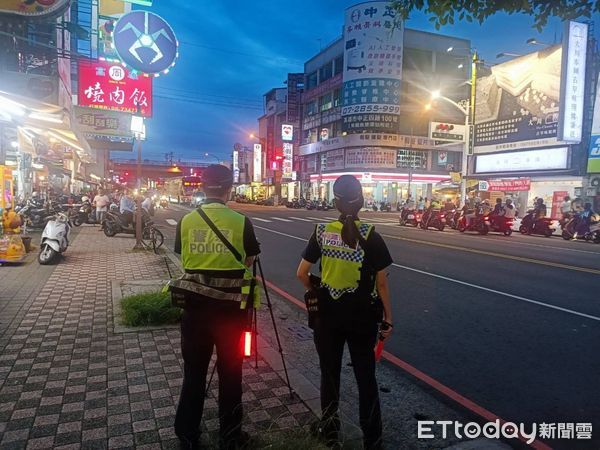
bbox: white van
[190,191,206,207]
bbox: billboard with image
[588,76,600,173]
[474,21,588,154]
[341,1,404,134]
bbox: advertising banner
[430,122,466,143]
[341,2,403,133]
[232,149,239,183]
[253,144,262,182]
[74,106,133,142]
[587,76,600,173]
[282,124,293,141]
[78,60,153,117]
[345,148,397,169]
[487,179,531,192]
[474,147,569,174]
[325,149,346,171]
[558,21,588,143]
[551,191,569,219]
[474,46,562,153]
[282,143,293,179]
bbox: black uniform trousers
[313,316,382,449]
[174,301,247,443]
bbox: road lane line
[263,277,553,450]
[270,217,293,222]
[254,225,600,322]
[252,217,273,223]
[391,263,600,322]
[382,234,600,276]
[289,217,313,222]
[165,219,178,226]
[307,216,325,221]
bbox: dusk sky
[121,1,600,164]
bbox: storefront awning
[0,91,94,163]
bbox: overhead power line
[179,40,303,66]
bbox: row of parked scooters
[398,206,600,243]
[285,198,334,211]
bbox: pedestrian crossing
[250,215,400,225]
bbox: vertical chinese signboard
[282,143,293,179]
[253,144,262,182]
[77,60,153,117]
[341,2,404,134]
[588,77,600,173]
[558,21,588,143]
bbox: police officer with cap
[297,175,393,449]
[169,164,260,449]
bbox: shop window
[320,92,333,112]
[332,120,343,137]
[307,71,318,90]
[333,88,341,107]
[319,62,333,83]
[404,47,433,72]
[434,151,461,171]
[305,100,317,116]
[334,55,344,76]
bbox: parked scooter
[102,208,164,248]
[38,212,71,265]
[561,213,600,243]
[398,207,420,227]
[488,214,514,236]
[457,211,490,235]
[519,211,555,237]
[73,197,97,226]
[420,209,446,231]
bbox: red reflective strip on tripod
[243,331,252,357]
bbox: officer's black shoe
[310,418,340,448]
[219,430,251,450]
[178,436,200,450]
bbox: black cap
[333,175,363,204]
[202,164,233,190]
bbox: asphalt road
[155,203,600,449]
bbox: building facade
[297,3,470,204]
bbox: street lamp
[526,38,551,46]
[428,50,482,206]
[496,52,522,59]
[203,152,220,164]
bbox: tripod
[205,256,294,398]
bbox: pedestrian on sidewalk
[93,188,109,224]
[167,164,261,450]
[296,174,394,450]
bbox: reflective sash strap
[240,270,261,309]
[167,279,248,303]
[180,273,251,289]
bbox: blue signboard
[113,11,178,76]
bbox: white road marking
[166,219,178,226]
[289,217,313,222]
[307,216,325,221]
[270,217,293,222]
[253,225,600,323]
[252,217,273,223]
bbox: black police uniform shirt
[174,199,261,306]
[301,223,392,328]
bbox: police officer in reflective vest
[297,175,393,450]
[169,165,260,449]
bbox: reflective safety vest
[167,203,259,309]
[316,220,375,300]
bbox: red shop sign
[78,60,152,117]
[488,178,531,192]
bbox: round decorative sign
[113,10,178,76]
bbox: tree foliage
[389,0,598,31]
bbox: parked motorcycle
[561,214,600,243]
[398,207,421,227]
[379,202,392,212]
[488,215,514,236]
[457,211,490,235]
[519,211,555,237]
[102,209,164,249]
[444,209,459,229]
[19,201,59,229]
[38,212,71,265]
[73,198,97,226]
[420,209,446,231]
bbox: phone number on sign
[342,104,401,115]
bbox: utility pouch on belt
[304,273,321,329]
